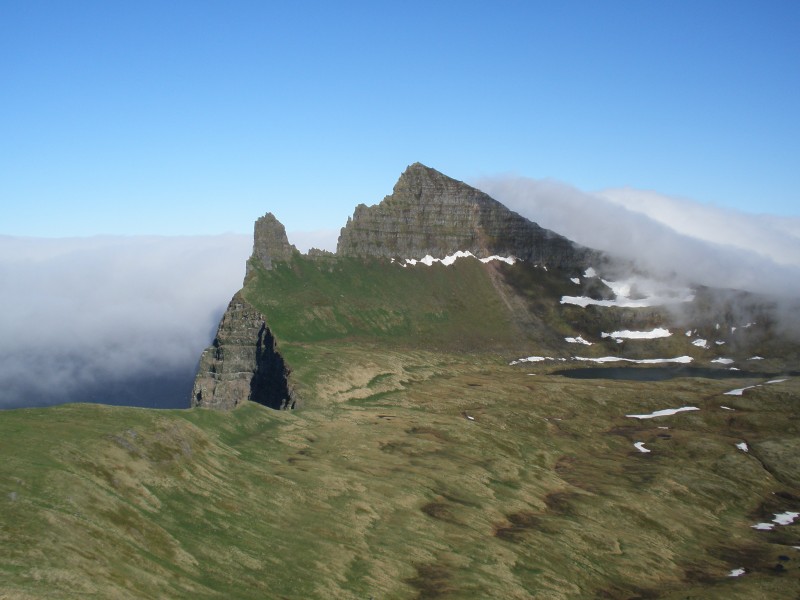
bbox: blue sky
[2,0,798,237]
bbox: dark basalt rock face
[337,162,596,269]
[191,292,296,410]
[248,212,298,274]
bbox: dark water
[552,366,796,382]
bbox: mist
[475,176,800,294]
[4,181,799,410]
[475,175,800,338]
[0,234,251,409]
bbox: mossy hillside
[2,359,799,598]
[242,255,580,351]
[241,254,775,377]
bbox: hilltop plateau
[1,163,798,599]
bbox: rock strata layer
[191,292,295,410]
[337,162,595,269]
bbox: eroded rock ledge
[191,292,296,410]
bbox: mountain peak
[336,163,595,269]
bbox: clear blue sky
[2,0,798,237]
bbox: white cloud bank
[4,177,799,408]
[474,177,800,299]
[0,234,251,408]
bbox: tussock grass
[2,257,799,597]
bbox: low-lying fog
[2,179,798,409]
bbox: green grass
[242,256,542,349]
[2,256,799,598]
[2,353,799,598]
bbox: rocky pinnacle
[249,212,298,275]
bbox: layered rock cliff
[193,162,602,410]
[337,162,595,269]
[191,292,295,410]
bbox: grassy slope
[2,257,799,599]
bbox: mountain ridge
[192,163,796,410]
[197,162,613,409]
[4,165,799,599]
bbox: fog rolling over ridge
[3,176,799,410]
[0,235,251,409]
[476,176,800,336]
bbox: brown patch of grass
[493,510,541,542]
[421,502,457,523]
[406,562,456,599]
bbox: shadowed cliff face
[336,163,598,270]
[250,322,294,410]
[191,293,295,410]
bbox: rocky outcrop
[193,162,603,411]
[248,212,299,276]
[191,292,295,410]
[337,163,596,269]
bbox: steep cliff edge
[191,292,296,410]
[337,162,596,269]
[192,162,604,410]
[193,211,299,409]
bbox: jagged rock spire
[250,212,298,273]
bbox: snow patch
[736,442,749,452]
[395,250,517,268]
[511,355,694,366]
[751,511,799,531]
[584,267,597,278]
[601,328,671,340]
[711,358,734,365]
[480,255,516,265]
[633,442,651,453]
[773,511,799,526]
[565,336,592,346]
[724,386,755,396]
[575,355,693,365]
[561,275,694,308]
[570,277,580,284]
[626,406,700,419]
[692,339,709,349]
[509,356,549,365]
[723,378,788,396]
[728,568,746,577]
